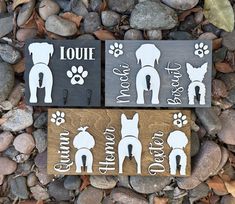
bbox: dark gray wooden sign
[24,40,101,106]
[105,40,212,107]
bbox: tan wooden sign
[48,109,191,176]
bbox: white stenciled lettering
[113,63,131,103]
[60,47,95,60]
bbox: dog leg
[86,152,93,173]
[44,72,53,103]
[151,76,160,104]
[136,71,145,104]
[188,85,195,105]
[169,152,177,175]
[179,153,187,175]
[29,81,38,103]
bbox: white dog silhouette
[135,44,161,104]
[28,42,54,103]
[167,130,188,175]
[73,126,95,173]
[186,62,208,105]
[118,113,142,174]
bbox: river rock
[0,62,14,102]
[39,0,60,20]
[34,150,47,170]
[10,176,29,199]
[76,186,103,204]
[221,195,235,204]
[0,43,21,64]
[90,0,102,12]
[118,176,131,188]
[212,147,229,175]
[69,0,88,17]
[195,108,222,135]
[17,0,35,26]
[101,10,120,27]
[34,112,47,128]
[0,0,6,14]
[0,15,13,38]
[147,30,162,40]
[107,0,135,13]
[130,1,178,30]
[27,172,38,187]
[130,176,172,194]
[0,157,17,175]
[110,187,148,204]
[84,12,101,33]
[222,30,235,51]
[212,79,228,98]
[169,31,193,40]
[45,15,77,36]
[189,183,210,203]
[124,29,143,40]
[0,132,13,152]
[77,34,95,40]
[30,184,50,200]
[36,169,53,185]
[13,133,35,154]
[33,129,47,153]
[1,106,33,132]
[64,175,81,190]
[220,73,235,90]
[8,83,25,107]
[191,131,200,157]
[16,28,37,42]
[162,0,199,10]
[90,176,118,189]
[218,110,235,145]
[49,179,72,201]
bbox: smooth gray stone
[64,175,81,190]
[0,15,13,38]
[0,43,21,64]
[107,0,135,14]
[10,176,29,199]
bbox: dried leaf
[179,7,202,21]
[80,175,90,191]
[215,62,234,73]
[204,0,234,32]
[21,10,37,29]
[213,38,222,50]
[61,12,83,28]
[34,13,46,36]
[12,58,25,73]
[100,0,107,12]
[225,180,235,197]
[207,176,228,194]
[154,197,168,204]
[94,29,116,40]
[13,0,31,10]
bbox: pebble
[218,110,235,145]
[76,186,103,204]
[108,0,135,13]
[13,133,35,154]
[90,0,102,12]
[33,129,47,153]
[49,179,72,201]
[45,15,77,36]
[179,15,197,31]
[220,73,235,90]
[188,183,210,203]
[199,32,217,40]
[202,23,221,37]
[39,0,60,20]
[3,146,19,160]
[90,176,118,189]
[17,0,35,26]
[130,176,172,194]
[0,62,14,102]
[0,132,13,152]
[124,29,143,40]
[0,175,4,185]
[213,47,227,63]
[1,106,33,132]
[16,28,37,42]
[54,0,68,10]
[0,157,17,175]
[77,34,95,40]
[27,172,38,187]
[147,30,162,40]
[10,176,29,199]
[227,87,235,103]
[110,187,148,204]
[191,131,200,157]
[8,83,25,107]
[84,12,101,33]
[0,15,13,38]
[162,0,199,10]
[221,195,235,204]
[34,112,47,128]
[101,11,120,27]
[222,30,235,51]
[64,176,81,190]
[30,184,50,200]
[0,0,6,14]
[69,0,88,17]
[130,1,178,30]
[36,169,53,185]
[169,31,193,40]
[34,150,47,170]
[195,108,222,135]
[212,79,228,98]
[117,176,131,188]
[0,43,21,64]
[102,196,113,204]
[212,147,229,175]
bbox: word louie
[60,47,96,60]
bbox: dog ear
[186,63,194,77]
[201,62,208,74]
[133,113,139,123]
[121,114,127,123]
[28,43,34,55]
[49,44,54,57]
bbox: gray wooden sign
[105,40,212,107]
[24,40,101,107]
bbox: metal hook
[87,89,92,105]
[63,89,68,105]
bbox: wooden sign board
[105,40,212,107]
[24,40,101,106]
[48,109,191,176]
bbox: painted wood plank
[48,109,191,176]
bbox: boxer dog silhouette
[118,113,142,174]
[135,44,161,104]
[28,42,54,103]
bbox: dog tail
[195,86,200,102]
[82,155,86,169]
[128,144,133,160]
[146,75,151,90]
[38,72,44,88]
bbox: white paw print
[173,112,188,128]
[67,66,88,85]
[109,42,124,58]
[51,111,65,126]
[194,42,209,58]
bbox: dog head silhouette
[167,130,188,149]
[121,113,139,138]
[186,62,208,82]
[28,42,54,65]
